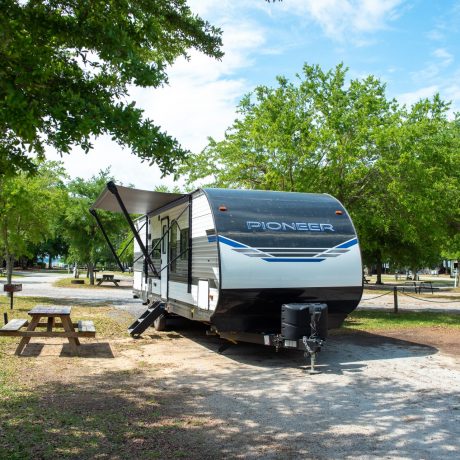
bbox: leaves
[0,0,223,177]
[182,63,460,271]
[0,161,67,262]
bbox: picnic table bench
[418,281,436,294]
[96,274,121,286]
[401,280,437,294]
[0,306,96,355]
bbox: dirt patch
[3,325,460,459]
[370,327,460,359]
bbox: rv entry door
[160,217,169,300]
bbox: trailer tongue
[216,302,328,373]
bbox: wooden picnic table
[96,274,120,286]
[0,306,95,356]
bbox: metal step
[128,301,165,337]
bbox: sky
[47,0,460,190]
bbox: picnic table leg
[113,281,119,287]
[60,315,80,354]
[15,316,41,355]
[47,317,55,332]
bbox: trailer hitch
[302,306,326,374]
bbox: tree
[32,234,69,269]
[0,1,223,177]
[182,63,459,282]
[0,161,67,284]
[64,169,128,284]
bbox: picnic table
[401,280,436,294]
[96,274,121,286]
[0,306,96,356]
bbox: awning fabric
[91,183,187,215]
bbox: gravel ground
[4,271,145,315]
[4,272,460,458]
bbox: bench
[0,319,28,335]
[96,276,121,286]
[402,281,417,292]
[77,320,96,337]
[418,281,436,294]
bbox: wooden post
[393,286,398,314]
[3,312,8,325]
[10,291,13,310]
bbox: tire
[153,314,168,331]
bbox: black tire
[153,314,168,331]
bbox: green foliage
[64,169,128,279]
[0,0,223,176]
[182,63,460,273]
[0,161,67,280]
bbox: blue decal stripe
[217,235,248,248]
[262,258,326,263]
[207,235,217,243]
[336,238,358,249]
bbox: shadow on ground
[1,353,457,459]
[149,316,438,373]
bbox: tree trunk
[375,252,383,285]
[5,255,14,299]
[88,262,95,285]
[412,266,418,281]
[48,254,52,269]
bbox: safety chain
[399,291,460,304]
[361,290,394,301]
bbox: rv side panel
[191,191,219,286]
[133,216,147,295]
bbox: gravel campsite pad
[2,272,459,458]
[7,323,459,459]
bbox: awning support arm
[107,181,159,277]
[89,209,125,272]
[118,221,145,260]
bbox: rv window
[151,239,161,260]
[161,224,167,254]
[180,228,189,260]
[169,222,178,273]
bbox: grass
[53,275,132,289]
[0,295,210,459]
[343,309,460,331]
[0,296,132,338]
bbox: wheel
[153,314,168,331]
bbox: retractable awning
[91,182,186,215]
[90,181,187,276]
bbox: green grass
[343,309,460,331]
[53,275,132,289]
[0,296,132,339]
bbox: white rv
[91,183,363,366]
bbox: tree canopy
[0,161,67,283]
[64,169,129,284]
[0,0,223,176]
[182,63,460,280]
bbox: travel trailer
[91,182,363,370]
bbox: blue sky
[48,0,460,188]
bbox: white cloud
[281,0,405,42]
[397,85,439,107]
[433,48,454,66]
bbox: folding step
[128,301,165,337]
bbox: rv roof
[91,182,187,215]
